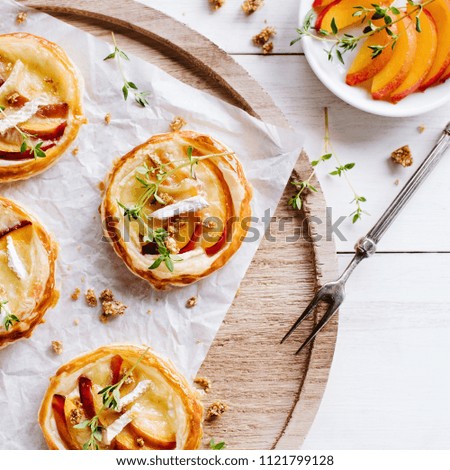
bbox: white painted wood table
[140,0,450,449]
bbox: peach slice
[419,0,450,90]
[391,10,437,102]
[346,24,398,86]
[371,17,417,100]
[316,0,390,33]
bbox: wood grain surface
[19,0,338,449]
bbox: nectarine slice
[346,24,397,86]
[313,0,339,12]
[419,0,450,90]
[315,0,390,33]
[371,17,417,100]
[391,10,437,102]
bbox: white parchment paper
[0,0,303,449]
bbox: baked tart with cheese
[101,131,252,289]
[0,33,85,182]
[0,197,58,349]
[39,344,203,450]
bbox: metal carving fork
[282,123,450,354]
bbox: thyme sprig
[104,33,150,107]
[0,106,46,159]
[144,227,180,272]
[74,348,150,450]
[209,438,226,450]
[291,0,436,63]
[289,108,368,224]
[0,300,19,331]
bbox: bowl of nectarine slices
[297,0,450,116]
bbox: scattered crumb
[136,437,145,448]
[51,340,63,355]
[194,377,211,393]
[71,288,81,301]
[242,0,264,14]
[391,145,413,167]
[104,113,111,125]
[417,125,426,134]
[206,401,228,419]
[122,369,135,385]
[97,181,105,192]
[69,408,82,425]
[99,288,114,303]
[160,192,174,205]
[85,289,98,307]
[209,0,225,10]
[186,296,198,308]
[73,319,80,326]
[165,236,180,254]
[394,179,400,186]
[262,42,274,55]
[101,300,127,323]
[16,11,27,24]
[170,116,187,132]
[253,26,276,47]
[72,146,79,156]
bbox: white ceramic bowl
[299,2,450,117]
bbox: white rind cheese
[117,380,154,412]
[0,300,11,329]
[0,97,47,135]
[6,235,27,279]
[150,196,209,220]
[102,404,142,445]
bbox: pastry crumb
[206,401,228,419]
[97,181,105,192]
[85,289,98,307]
[104,113,111,125]
[71,288,81,301]
[73,319,80,326]
[71,146,79,156]
[159,192,175,205]
[253,26,276,47]
[101,300,127,323]
[242,0,264,14]
[136,437,145,448]
[69,408,82,425]
[394,179,400,186]
[186,296,198,308]
[391,145,413,167]
[51,340,63,355]
[16,12,27,24]
[209,0,225,10]
[147,309,152,315]
[170,116,187,132]
[99,288,114,303]
[194,377,211,393]
[262,42,274,55]
[122,369,135,385]
[417,125,426,134]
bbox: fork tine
[295,303,339,355]
[280,292,322,344]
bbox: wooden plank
[18,0,338,449]
[137,0,304,55]
[235,55,450,254]
[304,253,450,449]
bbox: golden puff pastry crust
[39,344,204,450]
[101,131,253,290]
[0,33,85,182]
[0,196,58,349]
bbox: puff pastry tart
[0,197,58,349]
[101,131,252,289]
[39,345,203,450]
[0,33,85,182]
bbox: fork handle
[357,123,450,254]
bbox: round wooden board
[20,0,339,450]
